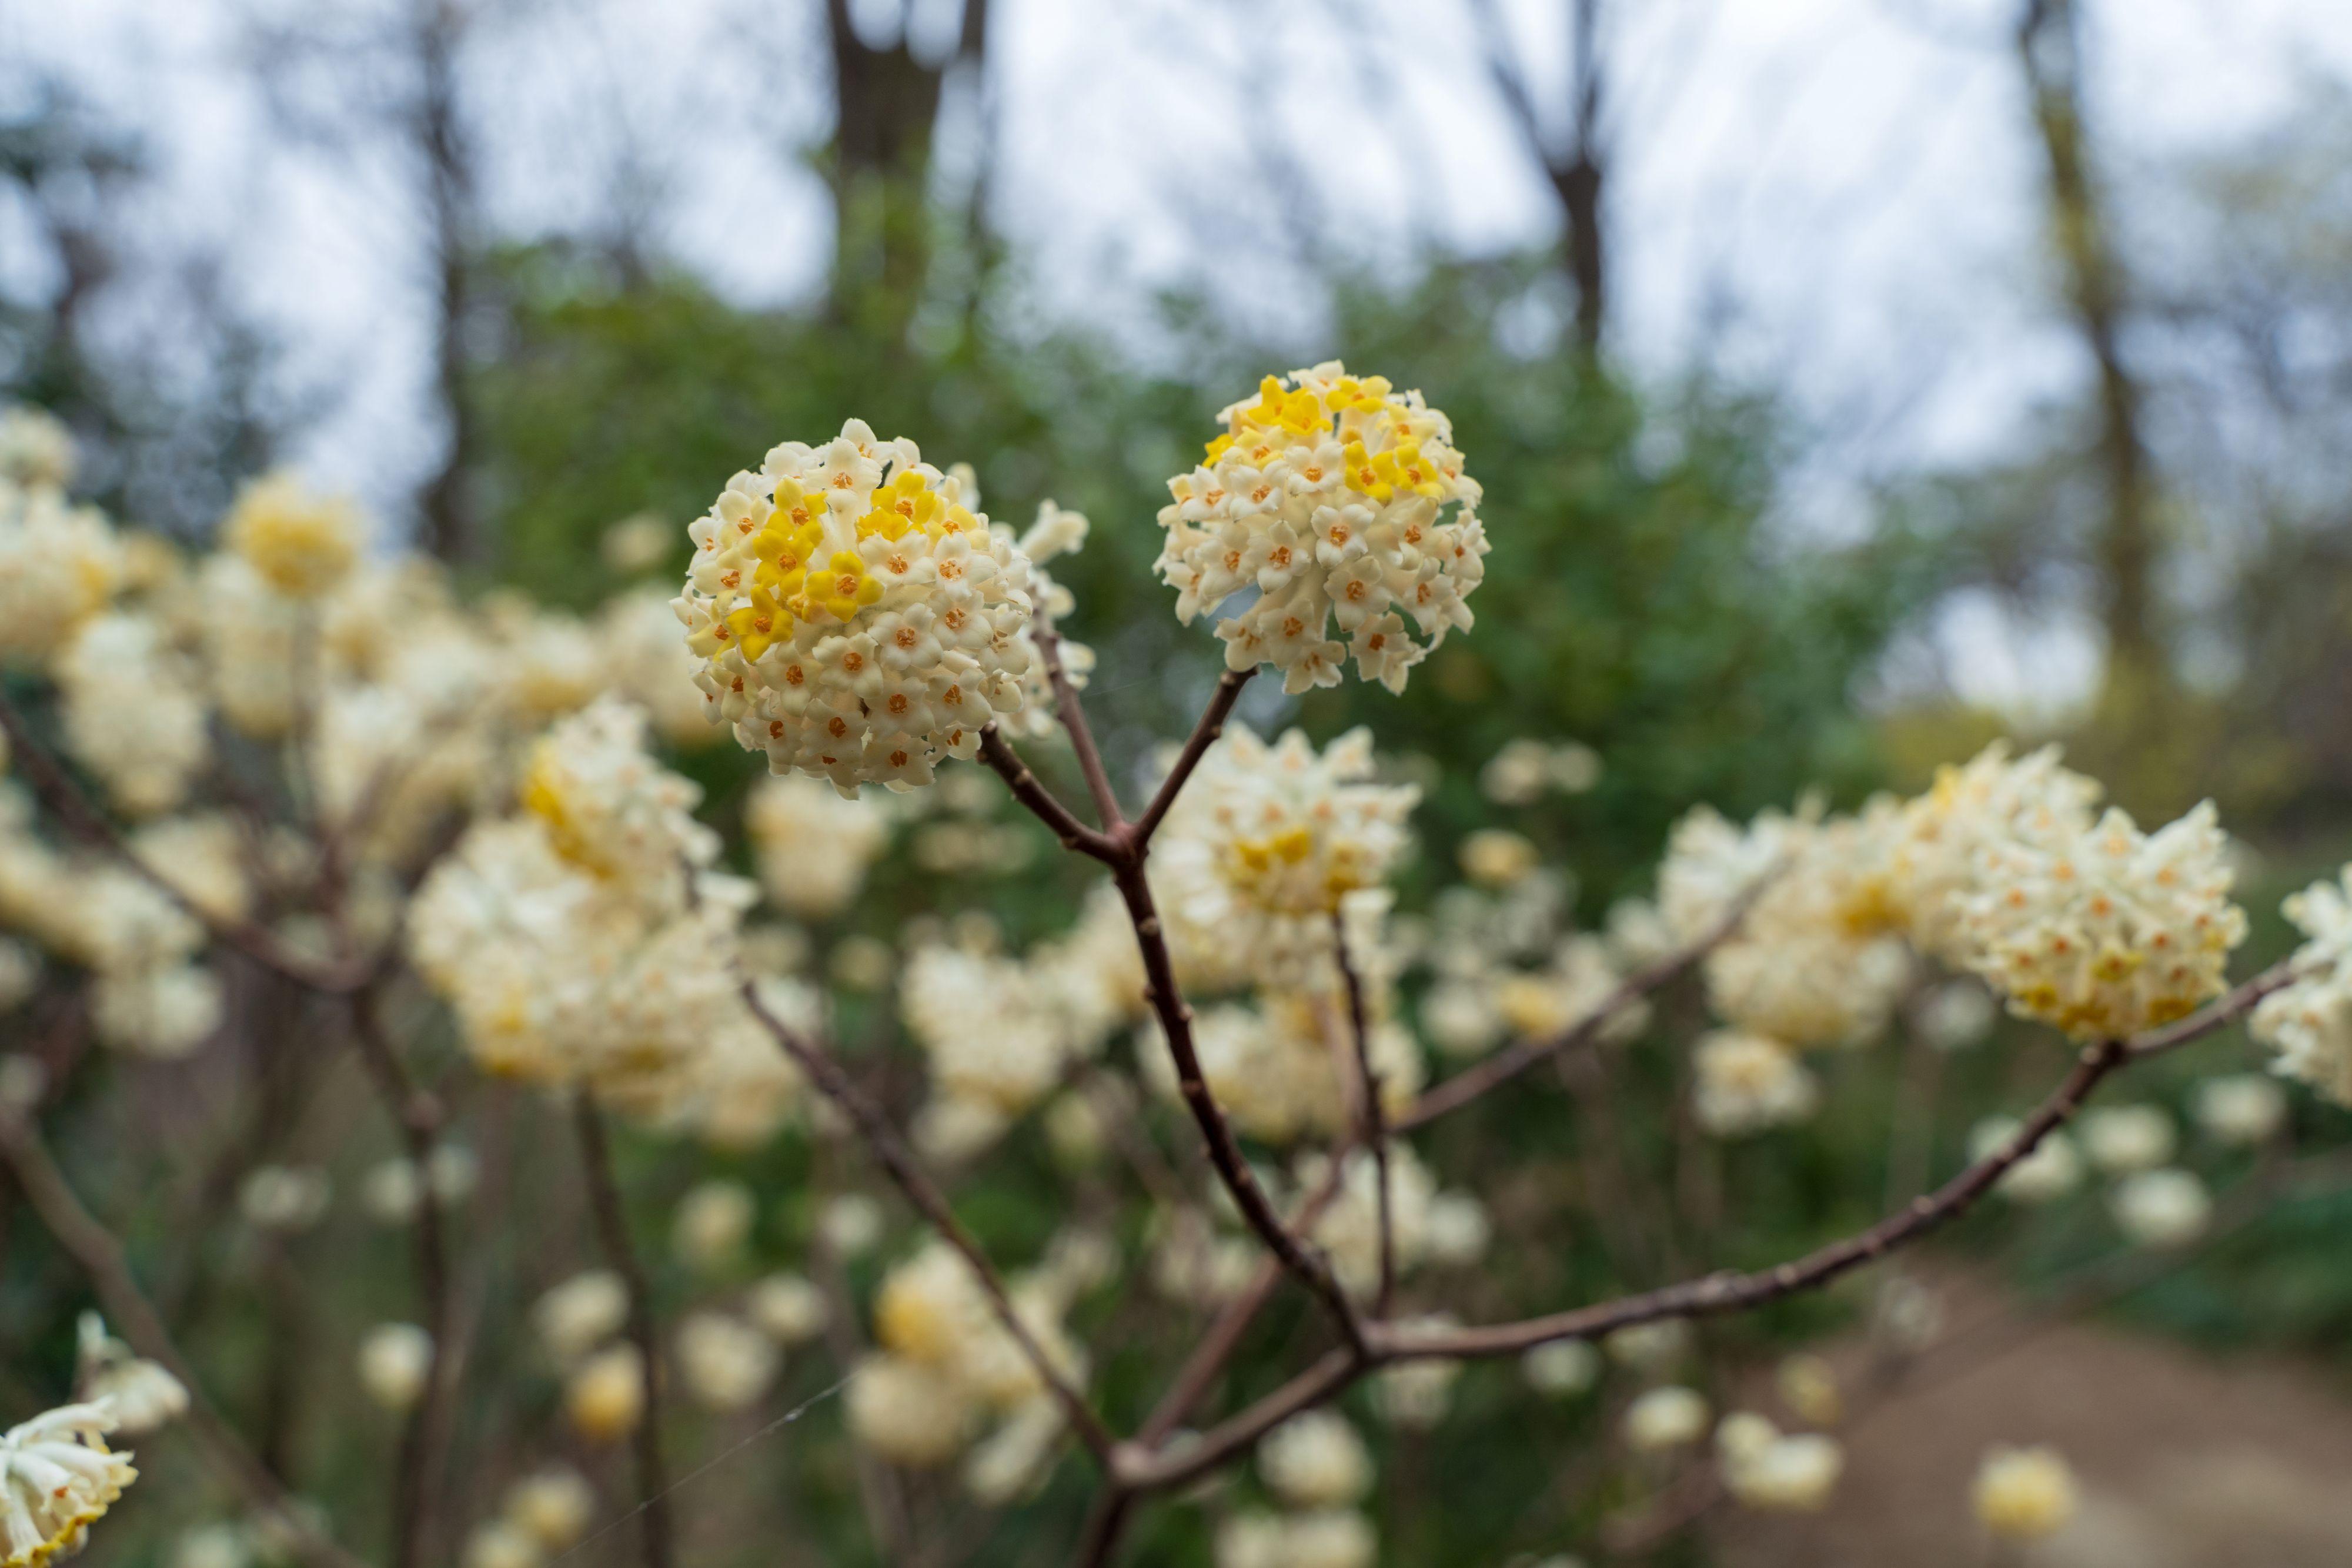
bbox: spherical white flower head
[356,1322,434,1412]
[505,1466,595,1552]
[0,406,76,491]
[674,1312,777,1413]
[2078,1103,2175,1174]
[1720,1423,1843,1513]
[1959,801,2246,1041]
[1155,726,1418,988]
[57,613,211,817]
[2192,1072,2287,1146]
[846,1354,977,1468]
[1258,1409,1372,1509]
[2109,1166,2210,1248]
[0,483,121,663]
[534,1271,629,1369]
[671,1180,754,1272]
[1973,1444,2077,1542]
[1308,1144,1441,1296]
[1522,1338,1600,1398]
[75,1315,188,1437]
[1699,804,1915,1048]
[676,420,1037,794]
[600,587,717,746]
[1970,1116,2082,1203]
[1155,362,1484,695]
[1691,1029,1820,1137]
[2251,865,2352,1104]
[1281,1510,1379,1568]
[223,472,363,598]
[1624,1385,1710,1452]
[1657,804,1804,943]
[0,1400,137,1564]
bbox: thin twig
[1117,965,2293,1494]
[571,1094,674,1568]
[0,690,365,994]
[350,988,455,1568]
[1110,860,1368,1360]
[0,1108,370,1568]
[1135,1164,1345,1448]
[1070,1486,1134,1568]
[1377,1035,2133,1362]
[1130,670,1252,848]
[1031,609,1124,831]
[1396,872,1774,1132]
[740,984,1117,1462]
[977,724,1118,862]
[983,666,1365,1359]
[1329,911,1393,1314]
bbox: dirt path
[1708,1264,2352,1568]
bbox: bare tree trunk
[2016,0,2163,692]
[411,0,481,569]
[1474,0,1609,352]
[821,0,990,322]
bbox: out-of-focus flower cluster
[409,699,808,1139]
[1155,362,1485,695]
[2251,866,2352,1102]
[845,1236,1102,1499]
[1648,743,2251,1139]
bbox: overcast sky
[7,0,2352,713]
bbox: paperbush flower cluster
[409,698,805,1134]
[2251,867,2352,1101]
[846,1239,1086,1490]
[1648,740,2250,1143]
[1155,726,1418,989]
[1155,362,1485,694]
[675,420,1041,793]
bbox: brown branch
[571,1094,674,1568]
[1118,1348,1358,1492]
[1031,608,1124,831]
[740,984,1117,1462]
[983,662,1364,1361]
[1071,1486,1134,1568]
[1379,1035,2131,1362]
[0,1108,370,1568]
[0,690,366,994]
[1396,872,1772,1133]
[1329,912,1393,1314]
[977,724,1118,862]
[1131,670,1251,848]
[2124,962,2297,1058]
[1115,962,2291,1497]
[1110,860,1368,1360]
[350,989,455,1568]
[1135,1164,1346,1449]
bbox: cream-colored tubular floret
[0,1400,138,1568]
